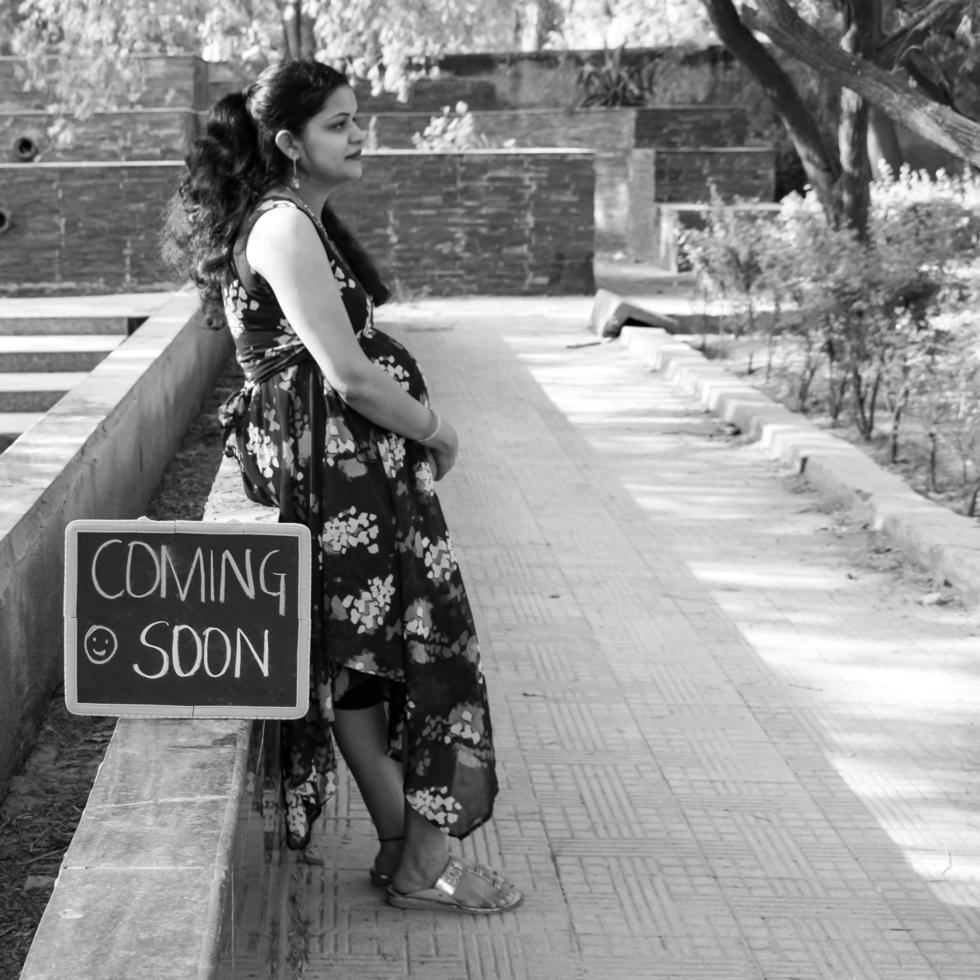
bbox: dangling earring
[289,157,300,190]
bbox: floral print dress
[219,197,497,848]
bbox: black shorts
[333,672,385,710]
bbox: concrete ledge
[620,324,980,606]
[0,289,232,796]
[21,457,284,979]
[20,719,252,980]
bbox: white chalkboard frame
[64,518,312,719]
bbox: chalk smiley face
[83,625,118,665]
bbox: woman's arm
[246,206,458,476]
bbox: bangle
[418,410,442,445]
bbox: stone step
[0,372,86,411]
[0,291,173,334]
[0,411,44,452]
[0,317,134,336]
[0,334,123,372]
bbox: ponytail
[162,92,274,327]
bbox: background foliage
[680,170,980,512]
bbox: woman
[165,59,521,915]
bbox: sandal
[385,855,523,915]
[369,835,403,887]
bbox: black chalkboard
[64,519,311,718]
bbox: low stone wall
[634,105,748,149]
[0,162,181,294]
[0,110,199,162]
[0,290,231,798]
[336,149,595,293]
[364,45,749,111]
[653,147,775,203]
[367,105,748,152]
[0,54,208,112]
[0,150,596,296]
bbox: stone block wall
[0,151,595,295]
[0,55,208,112]
[0,163,180,293]
[0,111,199,162]
[417,46,752,109]
[653,148,775,203]
[634,106,748,148]
[205,66,500,114]
[333,150,595,294]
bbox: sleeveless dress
[218,197,497,848]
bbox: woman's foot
[369,836,404,887]
[388,855,523,914]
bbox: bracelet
[419,410,442,445]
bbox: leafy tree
[709,0,980,236]
[546,0,714,48]
[8,0,527,114]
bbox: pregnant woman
[165,58,521,916]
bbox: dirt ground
[0,360,241,980]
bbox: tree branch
[701,0,841,222]
[742,0,980,166]
[876,0,966,68]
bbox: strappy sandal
[369,835,404,887]
[385,855,523,915]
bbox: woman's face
[296,85,364,191]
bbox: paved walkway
[280,297,980,980]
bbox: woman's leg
[331,701,405,874]
[333,698,520,910]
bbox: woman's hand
[425,418,459,481]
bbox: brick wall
[0,151,595,295]
[333,150,595,294]
[206,71,500,114]
[409,46,749,109]
[368,107,635,150]
[0,55,208,112]
[634,106,748,148]
[0,163,180,292]
[0,111,199,162]
[653,148,775,203]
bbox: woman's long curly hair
[162,59,389,327]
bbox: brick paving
[280,297,980,980]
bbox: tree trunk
[701,0,842,226]
[837,0,878,240]
[868,107,905,175]
[743,0,980,168]
[281,0,302,59]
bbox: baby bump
[361,329,428,402]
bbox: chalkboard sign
[64,519,312,718]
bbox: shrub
[679,168,980,505]
[411,101,501,151]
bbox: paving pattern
[270,297,980,979]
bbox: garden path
[256,297,980,980]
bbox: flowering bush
[412,101,505,151]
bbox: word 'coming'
[89,539,289,615]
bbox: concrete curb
[619,325,980,607]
